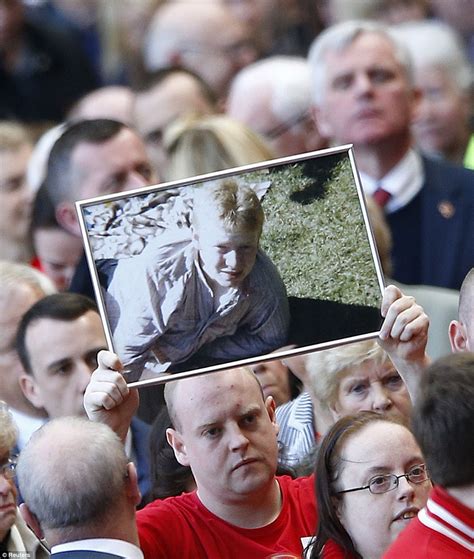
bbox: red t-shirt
[383,486,474,559]
[137,475,316,559]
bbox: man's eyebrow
[195,405,262,431]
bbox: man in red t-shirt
[384,353,474,558]
[84,285,430,558]
[87,360,316,559]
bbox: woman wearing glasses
[309,411,431,559]
[0,402,48,558]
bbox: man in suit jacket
[308,20,474,291]
[15,293,151,498]
[17,417,143,558]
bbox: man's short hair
[44,119,128,206]
[192,179,264,236]
[411,352,474,487]
[17,417,128,531]
[390,20,472,93]
[0,260,55,298]
[135,66,217,106]
[229,56,312,122]
[16,293,98,376]
[308,20,414,105]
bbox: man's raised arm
[379,284,431,403]
[84,350,139,442]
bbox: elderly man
[84,285,429,558]
[308,20,474,291]
[0,262,54,449]
[17,417,143,558]
[0,122,34,263]
[133,68,217,177]
[15,292,151,498]
[143,2,258,101]
[227,56,327,157]
[384,352,474,558]
[391,21,473,169]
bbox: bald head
[17,417,129,532]
[164,367,264,432]
[144,1,257,98]
[459,268,474,327]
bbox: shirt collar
[359,149,424,213]
[52,538,144,559]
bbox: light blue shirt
[106,227,289,381]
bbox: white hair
[389,20,473,92]
[229,56,312,122]
[0,261,56,297]
[308,19,414,105]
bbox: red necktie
[373,186,391,208]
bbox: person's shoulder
[279,473,315,494]
[138,491,200,520]
[422,156,474,197]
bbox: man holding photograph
[106,179,289,381]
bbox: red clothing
[383,486,474,558]
[137,475,316,559]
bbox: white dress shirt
[52,538,143,559]
[359,149,424,213]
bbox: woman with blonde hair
[163,114,276,180]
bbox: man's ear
[19,374,45,410]
[20,503,44,540]
[310,104,333,139]
[409,86,423,125]
[166,427,190,466]
[449,320,468,352]
[265,395,279,437]
[125,462,142,506]
[55,201,81,237]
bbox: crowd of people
[0,0,473,557]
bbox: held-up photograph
[76,146,384,386]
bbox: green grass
[256,154,381,307]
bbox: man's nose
[354,72,374,97]
[123,171,150,192]
[228,425,249,452]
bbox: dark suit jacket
[388,156,474,290]
[130,416,151,500]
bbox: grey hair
[0,261,56,297]
[0,401,18,453]
[308,19,414,105]
[17,417,128,530]
[389,20,473,92]
[229,56,312,122]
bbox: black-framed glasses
[337,464,429,495]
[0,456,18,480]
